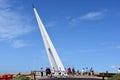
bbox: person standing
[72,67,75,77]
[40,67,44,77]
[90,67,94,76]
[82,68,85,75]
[46,67,48,76]
[117,68,120,74]
[52,67,55,77]
[64,68,68,77]
[67,67,71,77]
[85,67,88,75]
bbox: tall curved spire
[33,4,65,72]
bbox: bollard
[2,75,7,80]
[7,74,13,80]
[0,75,2,80]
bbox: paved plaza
[37,78,103,80]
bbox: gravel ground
[37,78,103,80]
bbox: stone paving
[37,78,103,80]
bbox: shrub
[108,74,120,80]
[13,75,33,80]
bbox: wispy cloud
[67,11,106,26]
[110,65,119,68]
[11,40,27,48]
[78,49,98,53]
[0,8,32,40]
[45,21,58,28]
[116,46,120,49]
[80,12,103,20]
[78,46,115,53]
[99,43,105,46]
[0,0,11,9]
[0,0,33,47]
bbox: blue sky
[0,0,120,73]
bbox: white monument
[33,4,65,72]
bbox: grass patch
[108,74,120,80]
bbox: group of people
[40,67,61,77]
[40,67,52,77]
[66,67,94,77]
[65,67,75,77]
[81,67,94,76]
[39,67,95,77]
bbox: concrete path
[37,78,103,80]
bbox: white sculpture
[33,5,65,72]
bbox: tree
[13,75,33,80]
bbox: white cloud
[78,49,97,53]
[116,46,120,49]
[0,0,11,9]
[77,47,115,53]
[99,43,105,46]
[45,21,58,28]
[0,0,34,48]
[11,40,27,48]
[110,65,119,68]
[67,11,105,26]
[65,16,72,20]
[80,12,103,20]
[0,0,33,41]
